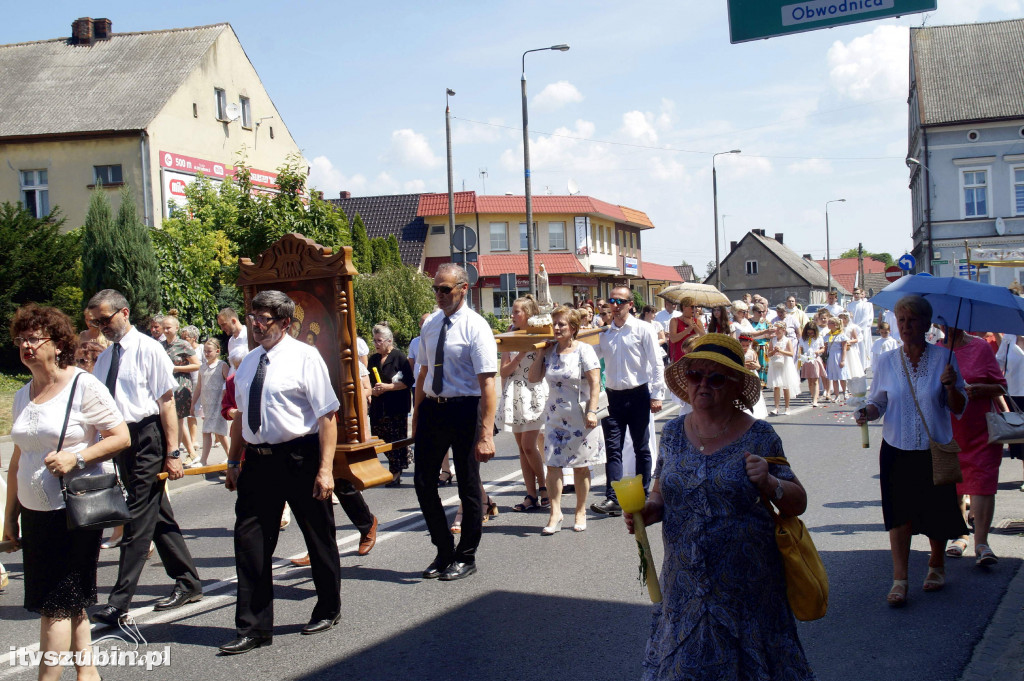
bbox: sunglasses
[607,297,631,306]
[684,369,737,390]
[86,309,125,328]
[433,283,466,294]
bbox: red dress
[668,316,701,363]
[946,335,1006,495]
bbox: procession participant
[216,307,249,368]
[654,299,681,339]
[148,314,166,342]
[412,264,497,582]
[591,285,665,517]
[221,290,341,654]
[847,287,875,369]
[872,322,900,368]
[667,302,704,363]
[784,295,809,332]
[825,289,844,316]
[838,311,865,379]
[86,290,202,629]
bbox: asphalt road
[1,392,1022,681]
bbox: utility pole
[857,243,864,290]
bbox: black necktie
[432,317,450,396]
[105,342,122,397]
[248,354,268,434]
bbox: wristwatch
[772,477,784,501]
[75,453,86,470]
[226,460,241,469]
[168,448,182,460]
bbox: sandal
[887,579,908,608]
[512,495,539,512]
[0,564,8,591]
[538,486,550,508]
[975,544,998,567]
[946,538,968,557]
[923,566,945,592]
[438,471,454,486]
[486,498,499,517]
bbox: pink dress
[946,335,1006,495]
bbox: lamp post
[907,157,933,274]
[445,88,456,264]
[522,44,570,296]
[721,214,731,260]
[712,150,741,290]
[825,198,846,294]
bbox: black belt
[424,395,479,404]
[606,384,648,394]
[246,433,318,457]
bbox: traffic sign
[453,225,476,252]
[917,272,933,277]
[466,263,479,286]
[898,253,916,271]
[931,260,949,265]
[727,0,936,43]
[884,266,902,282]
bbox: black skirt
[20,507,102,618]
[878,440,969,539]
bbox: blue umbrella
[869,275,1024,335]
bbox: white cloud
[452,117,511,145]
[933,0,1022,22]
[308,155,366,197]
[827,25,908,101]
[621,110,658,144]
[382,129,439,168]
[718,154,772,179]
[403,179,427,193]
[531,80,584,111]
[649,156,688,182]
[787,158,832,175]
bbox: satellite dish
[567,178,580,195]
[225,102,241,122]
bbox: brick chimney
[71,17,93,45]
[803,254,813,260]
[774,232,783,244]
[730,240,738,252]
[93,18,112,40]
[339,191,351,199]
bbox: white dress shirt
[882,309,902,344]
[867,343,965,450]
[420,302,498,398]
[92,326,177,424]
[653,309,681,329]
[227,326,249,360]
[996,337,1024,395]
[825,303,844,316]
[595,314,665,400]
[407,336,421,368]
[234,334,340,445]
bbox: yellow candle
[611,474,662,603]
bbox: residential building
[908,18,1024,283]
[706,229,847,306]
[813,257,888,295]
[0,17,302,227]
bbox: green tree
[632,288,645,310]
[838,248,894,267]
[350,213,372,273]
[0,203,81,370]
[353,265,435,349]
[80,187,116,303]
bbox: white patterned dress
[499,350,548,433]
[199,359,229,436]
[542,343,606,468]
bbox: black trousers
[413,398,482,565]
[234,436,340,637]
[601,384,653,501]
[108,415,201,611]
[335,479,373,536]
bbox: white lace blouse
[11,370,124,512]
[867,344,965,451]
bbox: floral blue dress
[542,343,606,468]
[643,417,815,681]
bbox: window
[630,232,636,256]
[430,224,445,235]
[962,168,989,218]
[493,287,528,315]
[745,260,758,275]
[518,222,537,250]
[548,221,566,250]
[489,222,508,251]
[240,96,252,128]
[1014,167,1024,216]
[214,88,227,120]
[93,165,123,185]
[20,170,49,218]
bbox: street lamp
[445,88,456,264]
[721,214,732,260]
[522,44,570,296]
[825,198,846,294]
[713,149,741,290]
[907,157,934,274]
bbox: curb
[958,559,1024,681]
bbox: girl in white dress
[798,322,827,407]
[824,316,850,401]
[839,311,865,379]
[767,322,801,415]
[191,338,230,466]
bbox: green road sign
[931,260,949,265]
[727,0,936,43]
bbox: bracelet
[587,409,598,415]
[226,461,241,468]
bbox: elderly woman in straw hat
[626,333,815,680]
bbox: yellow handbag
[763,456,828,621]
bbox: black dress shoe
[590,498,622,516]
[90,605,127,628]
[153,588,203,611]
[301,614,341,635]
[422,557,452,579]
[439,561,477,581]
[218,635,272,654]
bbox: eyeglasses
[607,297,631,306]
[86,309,124,328]
[684,369,737,390]
[14,336,52,348]
[246,314,280,328]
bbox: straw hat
[665,333,762,410]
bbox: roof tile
[641,261,683,282]
[329,193,427,268]
[416,191,477,217]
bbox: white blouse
[12,370,124,512]
[867,344,965,451]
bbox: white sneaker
[783,409,791,416]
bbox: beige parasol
[657,282,731,308]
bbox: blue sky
[7,1,1023,274]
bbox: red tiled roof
[619,205,654,229]
[641,261,683,282]
[423,254,586,278]
[416,191,477,217]
[813,257,888,274]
